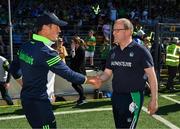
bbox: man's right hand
[86,76,102,89]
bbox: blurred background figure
[56,37,68,63]
[85,30,96,66]
[70,36,86,106]
[100,41,111,71]
[46,40,58,103]
[46,37,68,102]
[0,34,5,56]
[165,37,180,92]
[133,28,146,45]
[102,18,111,42]
[46,70,56,102]
[0,55,13,105]
[0,26,9,57]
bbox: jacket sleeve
[50,61,86,84]
[43,48,86,84]
[10,56,22,80]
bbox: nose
[58,26,61,33]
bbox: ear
[42,25,50,32]
[127,29,132,36]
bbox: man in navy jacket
[10,13,100,129]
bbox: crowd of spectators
[0,0,179,58]
[1,0,179,30]
[0,0,179,25]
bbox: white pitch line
[0,115,25,120]
[0,106,179,129]
[54,107,112,115]
[0,108,112,121]
[162,94,177,97]
[161,94,180,104]
[142,107,179,129]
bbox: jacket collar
[32,34,54,46]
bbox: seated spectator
[13,29,23,45]
[0,26,10,56]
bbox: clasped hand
[87,76,102,89]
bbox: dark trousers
[72,83,85,101]
[111,92,144,129]
[167,66,178,89]
[21,98,56,129]
[0,83,13,105]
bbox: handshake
[86,76,102,89]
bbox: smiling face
[113,21,127,44]
[113,19,133,45]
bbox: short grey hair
[115,18,134,33]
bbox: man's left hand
[148,99,158,115]
[3,83,10,89]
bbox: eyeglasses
[113,29,127,31]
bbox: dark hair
[36,24,53,33]
[36,24,44,33]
